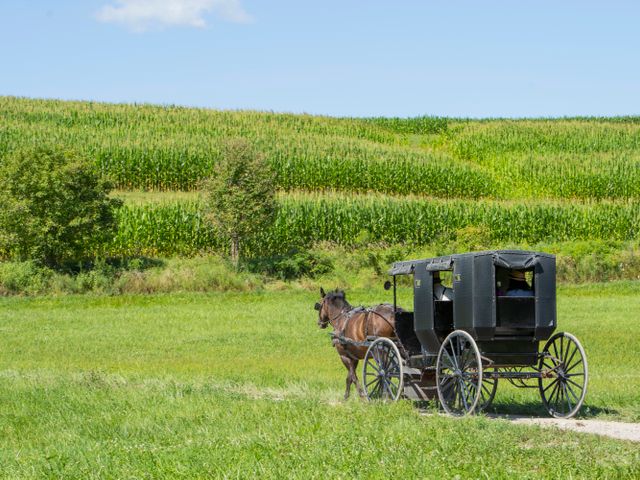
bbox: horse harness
[329,306,395,357]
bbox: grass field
[0,284,638,478]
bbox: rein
[363,308,395,337]
[326,307,349,331]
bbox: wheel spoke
[541,359,557,372]
[562,383,573,412]
[557,381,566,413]
[458,379,469,412]
[442,348,456,371]
[371,379,383,398]
[543,378,560,394]
[451,338,460,370]
[460,379,475,411]
[552,340,559,363]
[366,358,381,374]
[565,356,585,374]
[381,345,391,370]
[566,377,584,391]
[452,380,461,411]
[547,379,561,406]
[563,343,579,371]
[372,348,381,367]
[379,345,389,368]
[460,349,473,370]
[366,377,379,388]
[564,381,580,404]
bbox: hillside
[2,96,640,259]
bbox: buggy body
[361,249,588,418]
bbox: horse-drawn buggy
[316,250,588,418]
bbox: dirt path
[490,415,640,442]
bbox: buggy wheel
[477,369,498,412]
[538,332,588,418]
[362,338,404,401]
[436,330,483,416]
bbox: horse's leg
[351,359,365,398]
[338,352,355,400]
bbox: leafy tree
[202,139,278,267]
[0,146,122,267]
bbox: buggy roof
[388,249,555,276]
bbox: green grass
[0,286,638,477]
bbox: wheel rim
[363,338,404,401]
[436,330,483,416]
[538,332,588,418]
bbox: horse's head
[315,287,349,329]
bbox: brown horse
[315,287,397,399]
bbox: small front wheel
[538,332,588,418]
[436,330,483,416]
[362,337,404,401]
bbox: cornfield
[3,97,640,200]
[105,193,640,258]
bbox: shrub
[0,146,122,267]
[0,261,51,295]
[250,249,334,280]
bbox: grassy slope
[2,96,640,199]
[0,286,638,477]
[3,97,640,257]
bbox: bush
[0,146,122,267]
[0,261,51,295]
[250,249,334,280]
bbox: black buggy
[363,250,588,418]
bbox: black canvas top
[388,250,555,276]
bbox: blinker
[314,302,321,311]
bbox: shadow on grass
[412,399,617,419]
[478,401,617,419]
[106,256,165,272]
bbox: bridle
[315,298,348,329]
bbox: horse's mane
[326,289,352,308]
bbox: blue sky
[1,1,639,117]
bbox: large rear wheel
[477,369,498,412]
[362,337,404,401]
[538,332,588,418]
[436,330,483,416]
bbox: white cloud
[96,0,252,31]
